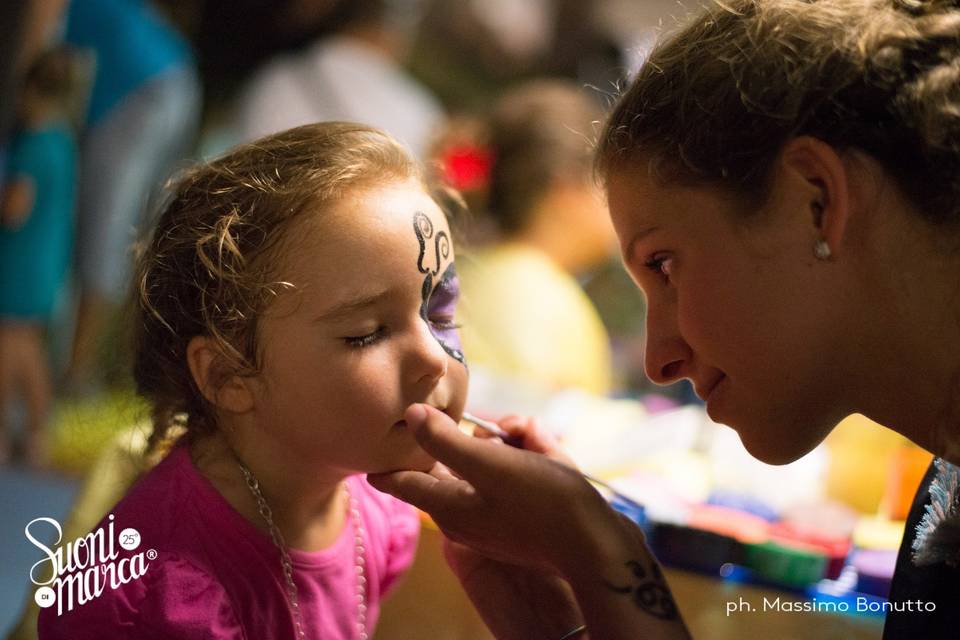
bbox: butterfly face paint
[413,212,466,365]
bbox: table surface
[667,568,884,640]
[375,525,885,640]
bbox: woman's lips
[697,375,725,403]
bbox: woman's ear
[186,336,255,414]
[781,136,852,258]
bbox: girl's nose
[411,321,449,385]
[643,301,691,385]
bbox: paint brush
[462,411,524,447]
[461,412,646,512]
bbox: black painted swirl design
[413,211,448,276]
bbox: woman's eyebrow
[625,226,661,262]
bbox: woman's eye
[644,254,674,282]
[344,326,387,348]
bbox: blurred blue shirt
[65,0,192,126]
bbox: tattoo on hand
[604,558,678,620]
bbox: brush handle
[461,413,646,512]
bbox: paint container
[648,521,745,574]
[853,516,905,551]
[686,504,770,544]
[850,548,898,598]
[706,490,779,522]
[609,494,648,533]
[824,414,905,513]
[880,443,933,521]
[769,521,852,580]
[743,539,829,588]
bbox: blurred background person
[0,47,80,467]
[61,0,201,395]
[232,0,445,161]
[455,79,617,396]
[0,1,70,193]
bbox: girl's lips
[394,406,451,430]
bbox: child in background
[0,48,78,466]
[38,122,469,639]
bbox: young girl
[38,122,469,639]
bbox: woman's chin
[736,428,821,466]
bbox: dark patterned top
[884,460,960,638]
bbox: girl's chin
[375,448,436,474]
[404,449,438,473]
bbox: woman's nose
[643,301,690,385]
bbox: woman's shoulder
[884,459,960,638]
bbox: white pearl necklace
[238,462,368,639]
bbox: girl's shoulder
[95,444,235,575]
[37,550,243,640]
[106,445,200,540]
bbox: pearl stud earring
[813,239,832,260]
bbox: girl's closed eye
[644,253,674,283]
[343,326,388,348]
[428,315,461,331]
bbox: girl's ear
[781,136,852,258]
[186,336,255,414]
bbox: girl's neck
[189,431,348,552]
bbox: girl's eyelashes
[342,317,461,349]
[344,326,388,348]
[644,253,674,283]
[428,316,461,331]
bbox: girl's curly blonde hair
[133,122,425,452]
[597,0,960,228]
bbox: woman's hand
[368,404,616,575]
[470,413,578,468]
[442,537,585,640]
[370,404,692,640]
[439,414,587,639]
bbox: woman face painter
[370,1,960,639]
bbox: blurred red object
[440,143,492,192]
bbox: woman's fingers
[368,462,476,514]
[493,415,578,467]
[403,403,519,486]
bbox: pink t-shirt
[38,444,420,639]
